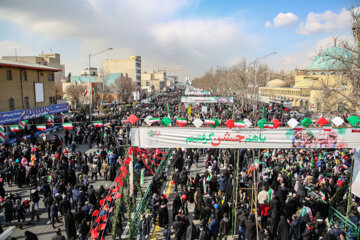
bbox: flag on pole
[46,115,54,124]
[20,111,26,119]
[176,118,187,127]
[93,121,103,127]
[319,191,326,200]
[83,88,88,97]
[10,125,20,132]
[0,125,5,142]
[59,112,65,117]
[205,119,216,125]
[234,121,245,128]
[36,124,46,131]
[19,120,28,129]
[149,118,160,125]
[323,124,332,131]
[104,123,111,128]
[63,122,73,129]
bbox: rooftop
[0,59,60,72]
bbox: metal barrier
[129,148,174,240]
[328,206,359,240]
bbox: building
[60,64,66,79]
[167,75,178,86]
[0,59,60,112]
[81,67,98,76]
[102,56,141,86]
[141,71,167,93]
[3,53,64,82]
[259,15,360,113]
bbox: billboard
[131,127,359,149]
[181,96,233,103]
[34,83,44,103]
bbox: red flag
[115,193,122,199]
[99,223,106,230]
[102,214,107,222]
[103,204,109,211]
[96,216,101,223]
[105,195,112,202]
[120,172,127,178]
[120,166,128,174]
[92,209,100,216]
[115,176,122,184]
[109,207,114,213]
[112,185,120,193]
[91,232,99,238]
[99,199,105,206]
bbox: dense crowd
[137,148,359,240]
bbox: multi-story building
[141,71,167,93]
[102,56,141,86]
[0,59,60,112]
[167,75,178,86]
[3,53,64,82]
[81,67,98,76]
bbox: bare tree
[65,84,84,107]
[55,81,63,99]
[112,76,136,103]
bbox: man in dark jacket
[289,214,301,240]
[245,214,256,240]
[208,214,219,240]
[219,213,230,238]
[173,216,185,240]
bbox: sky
[0,0,358,81]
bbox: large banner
[131,127,360,149]
[352,150,360,198]
[0,103,69,124]
[181,96,233,103]
[185,91,211,96]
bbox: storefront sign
[131,127,359,149]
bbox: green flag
[167,102,171,118]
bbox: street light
[88,47,113,121]
[252,51,277,114]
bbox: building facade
[3,53,64,82]
[102,56,141,86]
[0,59,60,112]
[141,71,167,93]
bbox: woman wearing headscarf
[158,194,169,228]
[276,215,289,240]
[173,195,182,221]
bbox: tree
[65,84,84,107]
[55,81,63,99]
[112,76,136,103]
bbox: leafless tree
[55,81,63,99]
[65,84,84,107]
[112,76,136,103]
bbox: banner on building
[181,96,233,103]
[131,127,359,149]
[0,103,69,125]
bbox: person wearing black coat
[138,214,151,240]
[276,215,289,240]
[245,214,256,240]
[173,216,185,240]
[65,209,76,240]
[173,195,182,221]
[289,214,301,240]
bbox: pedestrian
[51,228,66,240]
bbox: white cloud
[0,41,34,56]
[297,8,352,35]
[265,12,298,28]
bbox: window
[49,96,56,104]
[7,70,12,80]
[146,81,150,86]
[40,71,44,76]
[9,98,15,110]
[22,70,27,81]
[44,62,47,66]
[24,97,30,109]
[48,73,54,81]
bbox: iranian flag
[0,125,5,142]
[149,118,160,125]
[323,124,332,132]
[36,124,46,131]
[83,89,88,97]
[104,123,111,128]
[63,122,73,129]
[19,120,27,129]
[264,122,274,129]
[204,119,215,125]
[10,125,20,132]
[294,124,304,131]
[176,118,187,127]
[59,112,65,117]
[121,119,129,124]
[342,163,348,169]
[319,191,326,200]
[234,121,245,128]
[352,126,360,133]
[93,121,103,127]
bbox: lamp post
[252,51,277,114]
[88,47,113,121]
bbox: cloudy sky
[0,0,357,81]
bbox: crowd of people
[0,86,358,240]
[136,147,359,240]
